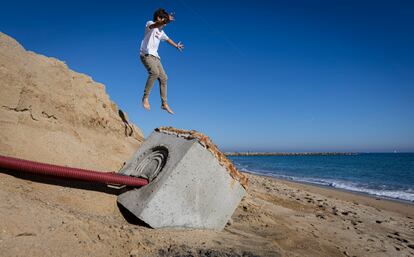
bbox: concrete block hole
[133,146,169,182]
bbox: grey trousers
[140,54,168,103]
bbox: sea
[228,153,414,203]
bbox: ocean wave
[240,168,414,202]
[327,181,414,202]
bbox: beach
[1,170,413,257]
[1,31,413,257]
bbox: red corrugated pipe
[0,154,148,187]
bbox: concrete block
[117,128,247,230]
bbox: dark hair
[153,8,169,22]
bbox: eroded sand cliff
[0,32,143,171]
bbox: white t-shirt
[140,21,169,58]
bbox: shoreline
[228,153,414,204]
[245,171,414,217]
[226,152,357,156]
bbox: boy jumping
[139,8,184,115]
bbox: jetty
[225,152,357,156]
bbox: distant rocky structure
[226,152,357,156]
[0,32,143,171]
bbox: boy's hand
[166,39,184,52]
[177,41,184,52]
[168,14,175,22]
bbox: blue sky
[1,0,413,152]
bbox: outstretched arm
[166,39,184,52]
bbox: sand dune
[0,32,143,171]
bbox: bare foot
[161,103,175,115]
[142,97,150,111]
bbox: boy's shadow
[119,109,134,137]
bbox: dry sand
[1,32,414,257]
[1,171,413,257]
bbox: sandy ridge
[0,32,143,171]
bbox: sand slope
[0,32,143,171]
